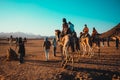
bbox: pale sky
[0,0,120,36]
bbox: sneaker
[18,63,21,65]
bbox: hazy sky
[0,0,120,36]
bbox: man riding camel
[92,27,98,37]
[83,24,89,37]
[91,27,100,47]
[62,18,69,36]
[61,18,75,52]
[61,18,71,37]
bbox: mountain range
[100,23,120,38]
[0,32,43,39]
[0,23,120,39]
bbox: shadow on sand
[57,65,120,80]
[25,59,61,68]
[25,58,120,80]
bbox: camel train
[55,26,100,69]
[6,18,101,69]
[54,18,101,69]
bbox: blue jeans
[44,49,50,61]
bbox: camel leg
[98,47,100,57]
[61,46,68,68]
[62,48,69,69]
[86,39,93,57]
[82,44,86,57]
[61,59,65,67]
[76,50,80,61]
[81,43,84,56]
[71,55,74,70]
[62,58,68,69]
[61,49,65,67]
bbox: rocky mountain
[100,23,120,38]
[0,32,42,39]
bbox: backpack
[44,41,51,49]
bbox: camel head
[55,30,61,41]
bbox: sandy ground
[0,39,120,80]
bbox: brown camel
[6,47,18,61]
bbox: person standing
[23,37,27,43]
[52,38,57,57]
[43,37,51,61]
[9,35,13,47]
[15,37,19,50]
[115,37,119,49]
[18,37,25,64]
[107,37,110,47]
[23,37,27,57]
[102,38,105,47]
[15,37,19,44]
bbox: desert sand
[0,39,120,80]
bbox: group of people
[9,35,27,64]
[61,18,100,41]
[43,18,77,61]
[43,37,57,61]
[43,18,100,61]
[43,18,93,61]
[61,18,75,36]
[53,18,119,60]
[8,18,120,63]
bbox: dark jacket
[18,41,25,54]
[43,41,51,49]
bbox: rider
[61,18,71,37]
[91,27,100,47]
[83,24,89,37]
[68,21,75,36]
[61,18,75,52]
[92,27,98,37]
[61,18,69,36]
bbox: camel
[80,33,94,57]
[6,47,18,61]
[91,34,101,56]
[80,32,101,58]
[55,30,74,69]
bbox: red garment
[83,27,89,34]
[62,23,69,35]
[63,23,68,29]
[92,29,98,37]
